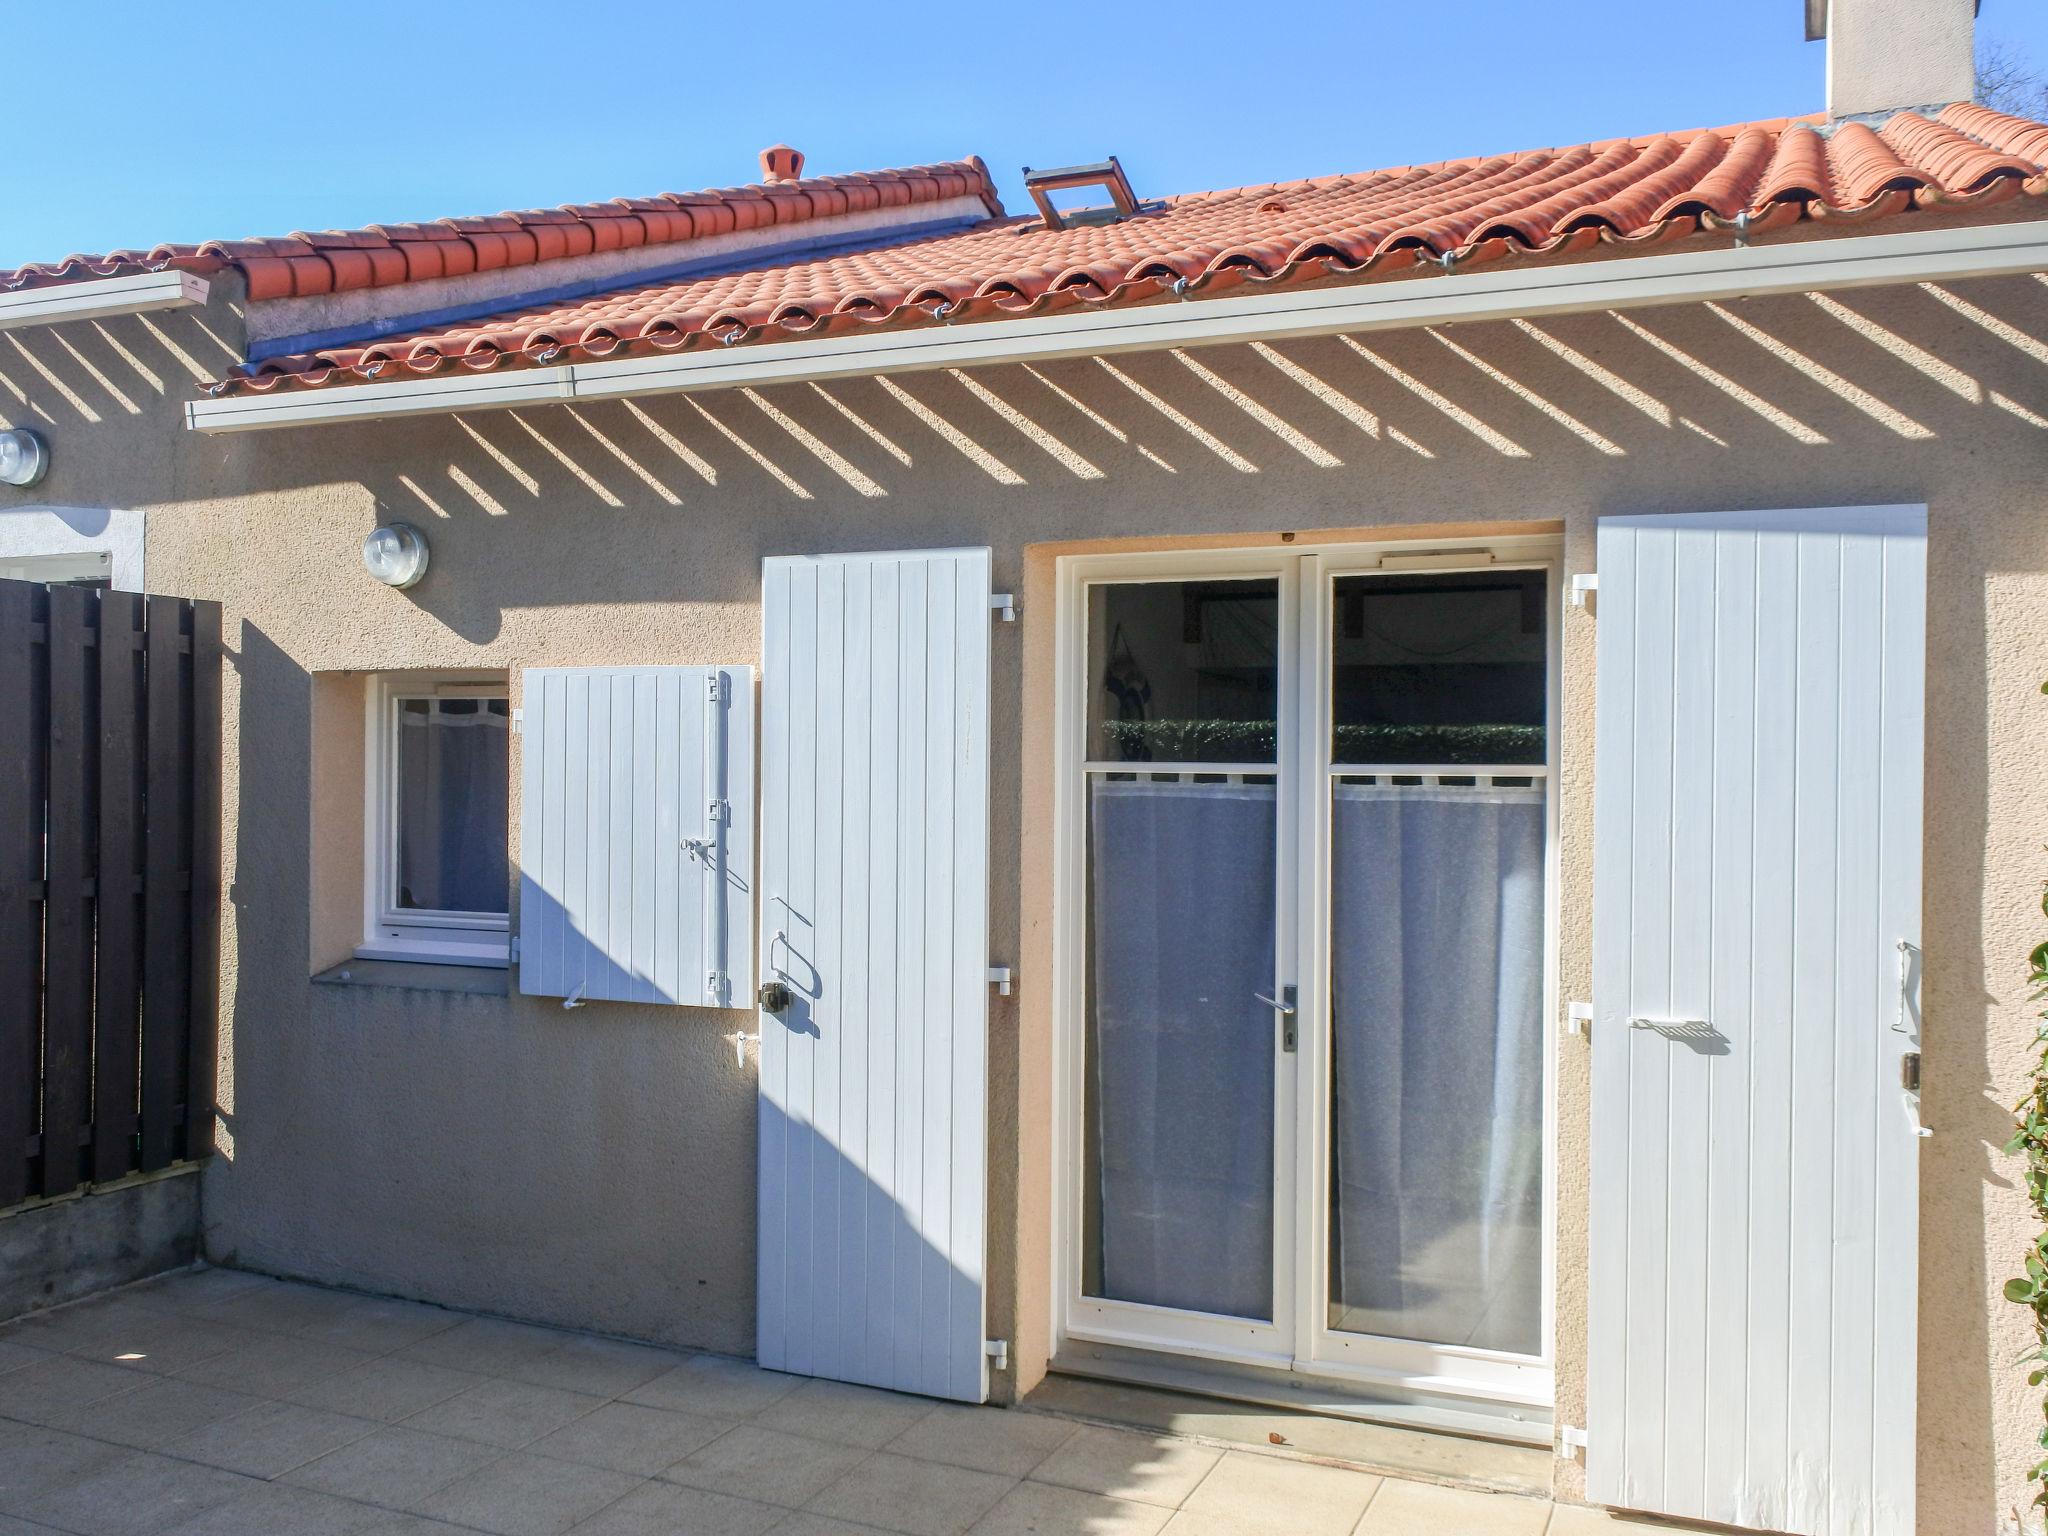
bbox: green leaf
[2008,1277,2038,1303]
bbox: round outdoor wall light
[0,428,49,488]
[361,522,430,588]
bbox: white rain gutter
[185,219,2048,434]
[1,270,210,333]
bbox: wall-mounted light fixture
[361,522,429,588]
[0,428,49,488]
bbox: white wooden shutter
[517,665,755,1007]
[1587,507,1924,1536]
[757,548,992,1402]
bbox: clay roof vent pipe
[760,145,805,184]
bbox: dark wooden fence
[0,578,222,1208]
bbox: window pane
[1083,776,1276,1320]
[1327,780,1545,1354]
[395,697,509,914]
[1331,570,1545,764]
[1088,579,1278,763]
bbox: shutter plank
[757,547,993,1403]
[40,586,96,1198]
[184,600,222,1162]
[94,592,146,1186]
[1589,508,1923,1536]
[139,595,190,1173]
[0,582,48,1208]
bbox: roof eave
[0,269,211,334]
[186,217,2048,435]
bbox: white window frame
[359,672,512,968]
[1050,532,1561,1426]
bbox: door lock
[757,980,792,1014]
[1255,985,1298,1053]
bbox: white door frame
[1051,532,1561,1413]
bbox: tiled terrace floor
[0,1268,1662,1535]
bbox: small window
[361,676,510,967]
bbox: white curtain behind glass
[1329,782,1544,1355]
[1089,778,1276,1321]
[396,702,510,914]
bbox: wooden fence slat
[139,595,191,1174]
[184,601,222,1163]
[39,587,96,1199]
[94,591,146,1185]
[0,581,47,1207]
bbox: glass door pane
[1325,570,1547,1355]
[1082,577,1282,1322]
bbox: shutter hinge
[509,935,521,959]
[988,965,1012,997]
[1568,573,1598,613]
[511,706,524,734]
[1557,1424,1587,1460]
[706,672,724,703]
[984,1338,1009,1371]
[1565,1000,1592,1037]
[990,593,1017,623]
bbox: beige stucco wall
[3,269,2045,1531]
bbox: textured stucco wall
[2,270,2045,1531]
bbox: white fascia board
[0,270,210,333]
[186,218,2048,434]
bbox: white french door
[1055,538,1559,1418]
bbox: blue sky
[4,0,2046,268]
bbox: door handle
[1256,985,1298,1053]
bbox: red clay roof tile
[8,106,2045,398]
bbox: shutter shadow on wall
[0,578,222,1208]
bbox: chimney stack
[759,144,805,183]
[1811,0,1977,120]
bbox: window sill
[314,959,510,997]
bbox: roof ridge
[1,155,1005,298]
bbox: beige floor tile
[1172,1451,1380,1536]
[528,1400,732,1475]
[769,1517,902,1536]
[129,1266,275,1314]
[968,1480,1173,1535]
[289,1357,489,1423]
[350,1517,478,1536]
[400,1376,605,1449]
[174,1334,376,1399]
[16,1449,259,1536]
[156,1479,389,1536]
[292,1295,466,1356]
[567,1477,786,1534]
[194,1282,376,1339]
[622,1353,803,1419]
[662,1424,865,1507]
[754,1378,938,1449]
[1029,1425,1224,1509]
[281,1425,504,1506]
[1543,1503,1673,1532]
[164,1398,382,1478]
[399,1316,569,1378]
[412,1450,642,1536]
[0,1354,149,1423]
[0,1424,131,1513]
[1355,1478,1551,1535]
[498,1333,681,1399]
[69,1313,252,1377]
[42,1376,266,1451]
[887,1404,1077,1478]
[802,1449,1014,1536]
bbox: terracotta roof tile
[8,105,2045,398]
[0,158,1004,301]
[216,103,2048,396]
